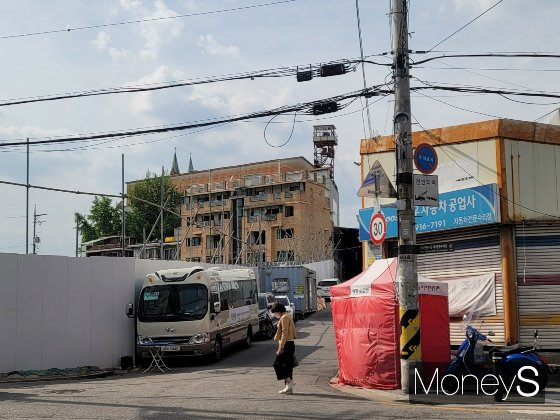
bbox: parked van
[317,278,340,301]
[131,266,259,363]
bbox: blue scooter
[447,317,551,394]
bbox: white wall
[303,260,335,281]
[0,254,255,373]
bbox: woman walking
[272,303,297,394]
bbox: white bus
[133,266,259,363]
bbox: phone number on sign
[415,220,446,231]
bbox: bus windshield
[138,284,208,322]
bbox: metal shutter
[416,226,504,346]
[515,223,560,349]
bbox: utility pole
[121,154,126,257]
[32,205,47,255]
[391,0,421,393]
[75,215,79,257]
[26,138,30,254]
[160,166,164,260]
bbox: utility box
[259,265,317,319]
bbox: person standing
[272,303,297,394]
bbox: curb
[0,370,114,384]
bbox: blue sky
[1,0,559,256]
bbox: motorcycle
[447,315,551,394]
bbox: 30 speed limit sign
[369,212,387,245]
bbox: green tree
[75,196,121,242]
[126,171,181,241]
[76,171,181,244]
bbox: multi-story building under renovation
[172,156,338,265]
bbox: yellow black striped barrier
[400,307,421,360]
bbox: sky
[1,0,560,256]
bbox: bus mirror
[126,303,134,318]
[213,302,221,313]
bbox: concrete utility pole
[26,138,30,254]
[160,166,164,260]
[391,0,421,393]
[121,154,126,257]
[32,205,47,255]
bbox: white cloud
[120,0,143,10]
[187,82,293,115]
[137,0,185,59]
[92,30,130,62]
[198,34,240,57]
[92,31,111,51]
[126,65,170,115]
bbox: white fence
[0,253,254,373]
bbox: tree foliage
[76,171,181,244]
[126,171,181,241]
[75,196,121,242]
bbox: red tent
[330,258,450,389]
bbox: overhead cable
[426,0,504,52]
[0,85,391,148]
[0,0,298,41]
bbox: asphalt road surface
[1,308,558,419]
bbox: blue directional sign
[358,184,500,241]
[414,143,438,174]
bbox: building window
[186,236,201,247]
[285,206,294,217]
[277,228,294,239]
[276,250,294,262]
[250,231,265,244]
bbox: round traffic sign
[414,143,438,174]
[369,212,387,245]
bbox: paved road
[1,308,559,419]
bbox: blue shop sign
[358,184,500,241]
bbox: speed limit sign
[369,212,387,245]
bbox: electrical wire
[0,179,266,251]
[426,0,504,52]
[411,53,560,66]
[412,89,504,119]
[0,84,392,148]
[0,0,298,41]
[411,114,560,221]
[0,59,360,108]
[263,112,297,148]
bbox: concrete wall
[0,254,254,373]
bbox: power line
[0,179,262,252]
[411,114,560,221]
[0,0,298,41]
[411,53,560,66]
[0,85,392,148]
[426,0,504,52]
[415,66,560,72]
[0,59,361,108]
[411,88,505,119]
[411,79,560,100]
[0,94,392,154]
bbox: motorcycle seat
[490,344,534,356]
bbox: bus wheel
[244,326,252,348]
[211,338,222,363]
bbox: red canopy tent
[330,258,450,389]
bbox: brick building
[170,156,338,265]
